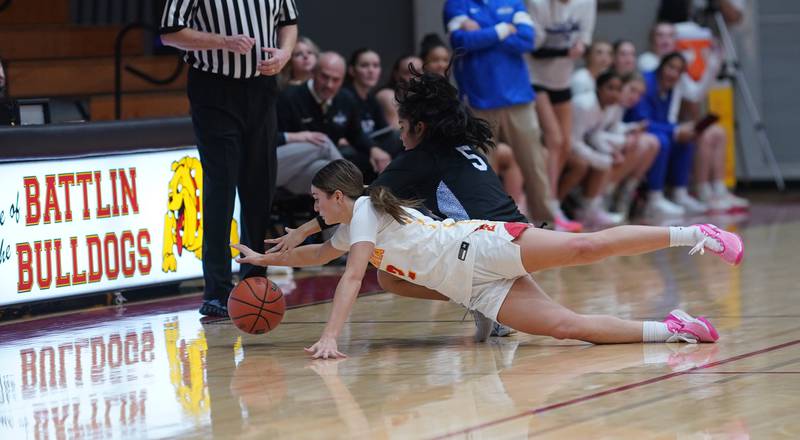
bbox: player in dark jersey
[266,67,531,340]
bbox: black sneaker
[199,299,228,317]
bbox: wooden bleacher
[1,0,189,121]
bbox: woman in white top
[571,40,612,97]
[568,71,658,225]
[234,158,744,358]
[526,0,597,232]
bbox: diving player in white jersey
[233,159,743,359]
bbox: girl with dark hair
[235,158,740,359]
[375,54,423,129]
[419,33,451,76]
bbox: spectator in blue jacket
[444,0,552,225]
[624,52,704,218]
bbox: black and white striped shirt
[160,0,299,79]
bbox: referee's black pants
[188,68,277,301]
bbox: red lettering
[104,233,120,280]
[86,235,103,283]
[58,173,75,222]
[17,242,33,292]
[109,169,120,217]
[408,271,416,280]
[70,236,87,285]
[124,332,139,365]
[94,171,111,218]
[43,174,62,224]
[75,172,93,220]
[137,230,151,275]
[107,335,123,369]
[386,265,405,277]
[120,231,136,278]
[21,348,36,397]
[119,168,139,215]
[53,239,71,288]
[24,176,40,226]
[34,240,53,290]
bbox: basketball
[227,277,286,334]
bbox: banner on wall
[0,148,241,307]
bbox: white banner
[0,148,241,306]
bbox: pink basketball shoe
[688,224,744,266]
[664,309,719,343]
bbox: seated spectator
[571,40,613,97]
[602,72,661,217]
[624,53,704,218]
[567,71,637,226]
[277,52,392,184]
[375,54,422,129]
[638,21,721,108]
[419,33,451,76]
[638,22,747,212]
[612,39,638,76]
[344,48,403,157]
[279,36,319,89]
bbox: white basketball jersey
[330,197,516,307]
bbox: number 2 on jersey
[456,146,488,171]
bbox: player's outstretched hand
[305,337,347,359]
[265,227,305,254]
[231,243,267,266]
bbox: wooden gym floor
[1,197,799,439]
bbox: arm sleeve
[627,100,676,139]
[499,8,536,54]
[159,0,198,34]
[277,0,299,26]
[347,105,374,155]
[329,225,351,251]
[444,0,503,52]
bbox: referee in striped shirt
[160,0,299,317]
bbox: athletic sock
[669,225,723,252]
[643,321,673,342]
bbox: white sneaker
[583,207,625,227]
[722,192,750,211]
[672,193,708,214]
[705,196,733,213]
[645,196,685,218]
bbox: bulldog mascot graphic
[162,156,240,272]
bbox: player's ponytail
[312,159,421,224]
[365,186,422,224]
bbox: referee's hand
[223,35,255,54]
[259,47,290,76]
